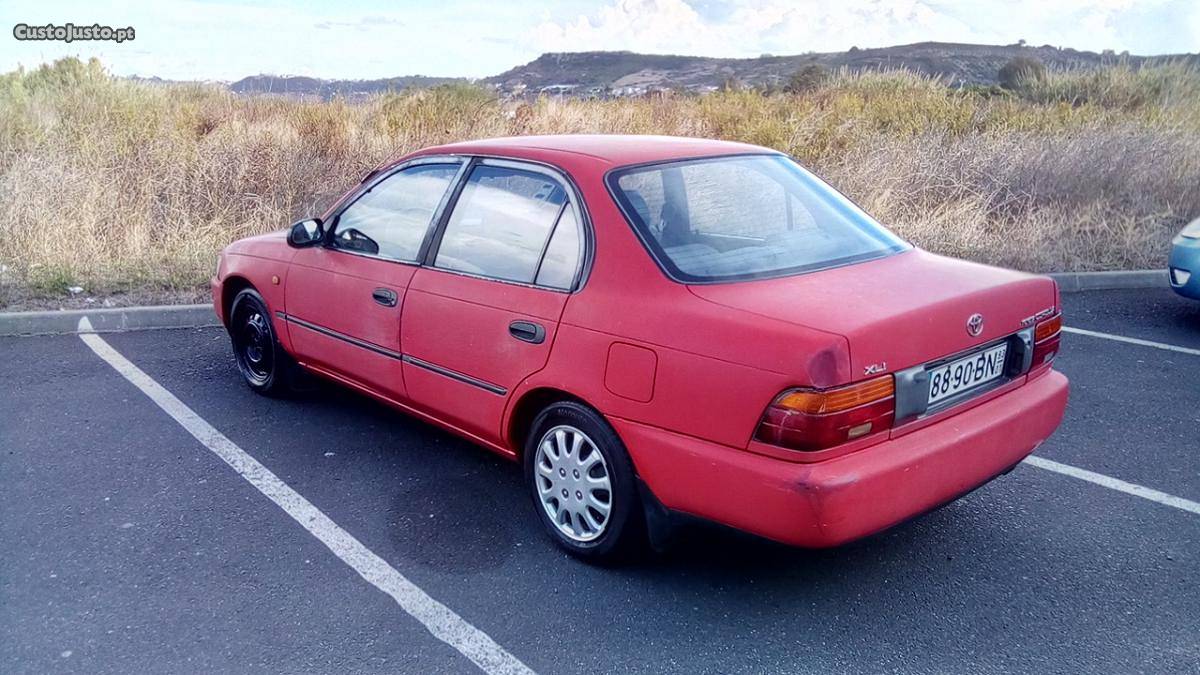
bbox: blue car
[1170,218,1200,300]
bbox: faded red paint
[212,135,1069,548]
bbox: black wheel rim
[233,305,273,385]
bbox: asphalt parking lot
[2,288,1198,674]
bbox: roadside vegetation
[1,57,1198,307]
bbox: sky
[1,0,1197,81]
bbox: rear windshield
[608,154,909,282]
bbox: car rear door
[400,159,586,442]
[284,159,464,401]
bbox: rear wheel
[524,402,644,561]
[229,288,293,395]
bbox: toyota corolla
[212,135,1069,560]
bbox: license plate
[927,343,1008,405]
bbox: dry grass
[2,58,1198,307]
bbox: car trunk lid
[687,249,1058,380]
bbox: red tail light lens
[755,375,895,452]
[1032,311,1062,366]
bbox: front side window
[435,165,580,287]
[610,155,909,282]
[331,163,459,260]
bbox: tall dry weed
[1,58,1197,305]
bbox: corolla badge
[966,313,985,337]
[1020,307,1056,327]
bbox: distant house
[539,84,576,96]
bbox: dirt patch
[0,284,209,312]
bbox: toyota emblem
[966,313,984,337]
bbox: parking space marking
[76,318,534,675]
[1024,455,1200,516]
[1063,326,1200,356]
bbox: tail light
[1032,311,1062,367]
[755,375,895,452]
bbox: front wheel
[229,288,293,396]
[524,402,645,562]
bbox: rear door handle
[508,320,545,344]
[372,288,398,307]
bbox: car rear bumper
[1169,235,1200,300]
[614,369,1069,548]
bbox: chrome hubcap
[534,425,612,542]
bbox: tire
[524,401,645,562]
[228,288,294,396]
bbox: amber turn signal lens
[1034,312,1062,342]
[756,375,897,452]
[773,375,895,414]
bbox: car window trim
[422,157,588,293]
[322,156,467,265]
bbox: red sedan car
[212,135,1068,560]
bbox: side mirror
[287,218,324,248]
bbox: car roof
[415,134,779,168]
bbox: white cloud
[533,0,711,53]
[531,0,985,56]
[533,0,1199,57]
[0,0,1194,80]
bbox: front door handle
[508,320,545,344]
[372,288,398,307]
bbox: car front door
[284,160,463,401]
[400,159,586,443]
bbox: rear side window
[435,165,581,288]
[331,163,458,261]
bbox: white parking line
[1062,326,1200,356]
[76,317,534,675]
[1024,455,1200,516]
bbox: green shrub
[784,64,830,94]
[999,56,1047,90]
[1021,62,1200,111]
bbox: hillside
[229,74,463,100]
[211,43,1200,100]
[487,42,1198,93]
